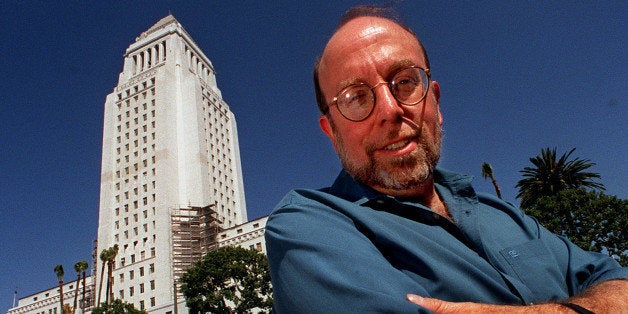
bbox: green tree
[91,299,147,314]
[481,162,502,199]
[73,260,88,314]
[516,147,604,208]
[54,264,65,312]
[525,188,627,266]
[180,246,273,314]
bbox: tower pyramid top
[136,14,181,41]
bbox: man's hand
[406,279,628,313]
[405,294,569,313]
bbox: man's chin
[373,166,433,191]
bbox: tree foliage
[62,304,73,314]
[525,188,627,266]
[516,147,604,208]
[91,299,147,314]
[180,246,273,313]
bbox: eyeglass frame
[324,66,431,122]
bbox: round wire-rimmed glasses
[326,66,431,122]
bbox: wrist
[559,302,594,314]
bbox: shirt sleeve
[532,215,628,295]
[478,193,628,299]
[265,190,429,313]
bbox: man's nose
[373,83,404,123]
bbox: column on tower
[151,46,157,68]
[143,49,149,71]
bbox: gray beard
[335,126,442,192]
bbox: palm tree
[80,261,88,313]
[54,264,65,312]
[106,244,119,305]
[73,260,88,314]
[97,248,109,306]
[481,162,502,199]
[516,147,605,208]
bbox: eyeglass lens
[336,67,429,121]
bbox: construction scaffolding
[170,204,223,281]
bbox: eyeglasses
[326,66,431,122]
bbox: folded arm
[407,279,628,313]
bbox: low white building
[8,276,95,314]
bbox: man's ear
[432,81,443,125]
[432,80,441,102]
[319,114,338,152]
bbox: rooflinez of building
[7,15,268,314]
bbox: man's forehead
[323,17,418,58]
[320,17,421,71]
[359,24,387,38]
[329,16,405,45]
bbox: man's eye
[396,76,417,86]
[341,88,368,106]
[349,91,367,103]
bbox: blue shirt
[265,168,627,313]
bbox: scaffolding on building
[85,239,98,311]
[170,204,223,281]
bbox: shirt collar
[327,167,476,206]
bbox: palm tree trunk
[97,262,105,306]
[73,273,80,314]
[81,270,86,312]
[59,279,64,313]
[491,178,503,199]
[106,260,114,305]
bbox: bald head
[314,6,429,114]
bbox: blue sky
[1,1,625,311]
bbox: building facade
[95,14,257,313]
[8,15,268,314]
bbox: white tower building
[96,15,248,313]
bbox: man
[265,6,627,313]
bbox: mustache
[384,116,423,142]
[365,118,423,153]
[399,115,422,132]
